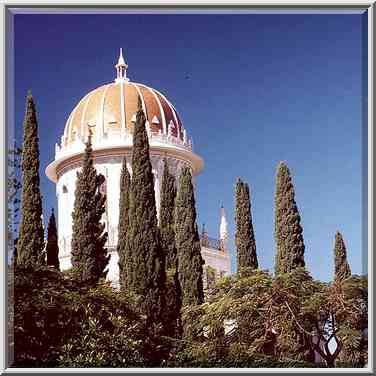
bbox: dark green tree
[274,162,305,275]
[17,92,45,267]
[160,158,177,269]
[334,231,351,282]
[117,156,131,291]
[126,99,166,324]
[175,166,204,307]
[159,159,181,338]
[46,208,60,270]
[8,143,22,265]
[71,130,110,285]
[235,178,258,272]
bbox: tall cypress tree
[17,91,45,267]
[126,99,166,324]
[274,161,305,275]
[334,231,351,282]
[8,144,22,265]
[71,130,110,285]
[160,159,182,337]
[160,158,177,269]
[117,156,131,291]
[175,167,204,306]
[46,208,60,270]
[235,178,258,272]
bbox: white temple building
[45,49,231,286]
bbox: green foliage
[274,162,305,275]
[12,265,367,368]
[17,92,45,267]
[126,100,166,326]
[7,143,22,264]
[160,159,177,270]
[117,156,131,291]
[334,232,351,282]
[204,265,217,295]
[159,159,181,338]
[332,276,368,367]
[235,178,258,273]
[71,130,110,285]
[13,265,82,366]
[178,268,330,366]
[163,268,182,340]
[13,266,171,367]
[46,209,60,270]
[175,167,204,307]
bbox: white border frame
[1,1,374,374]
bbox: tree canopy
[71,130,110,285]
[17,92,45,267]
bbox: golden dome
[63,80,184,148]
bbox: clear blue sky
[13,12,367,282]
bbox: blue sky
[12,12,367,282]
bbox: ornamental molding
[55,149,193,181]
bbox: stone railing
[55,130,193,159]
[200,235,224,251]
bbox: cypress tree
[46,208,60,270]
[274,161,305,275]
[160,159,181,338]
[160,158,177,269]
[175,166,204,306]
[126,99,166,324]
[71,130,110,285]
[8,144,22,265]
[334,231,351,282]
[235,178,258,272]
[17,91,45,267]
[117,156,131,291]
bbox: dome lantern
[115,48,129,83]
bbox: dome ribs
[126,83,144,134]
[64,112,73,147]
[154,91,178,138]
[170,105,184,141]
[102,84,122,138]
[80,92,93,140]
[153,89,183,140]
[99,84,112,137]
[137,84,163,135]
[69,100,85,144]
[61,81,187,148]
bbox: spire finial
[115,48,129,83]
[219,205,228,251]
[202,222,207,234]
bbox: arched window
[62,185,68,194]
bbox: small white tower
[219,205,228,251]
[115,48,129,83]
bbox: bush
[12,266,171,367]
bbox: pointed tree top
[277,160,290,173]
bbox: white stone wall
[201,246,232,279]
[56,152,189,278]
[56,150,231,286]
